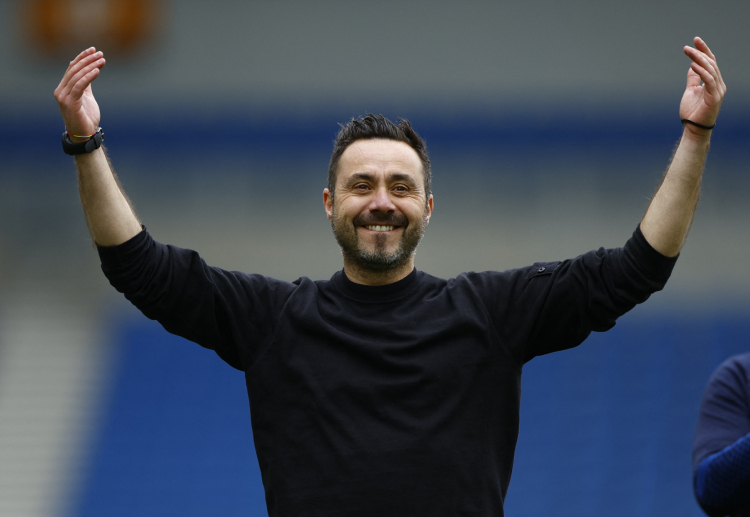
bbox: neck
[342,258,415,286]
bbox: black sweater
[99,226,676,517]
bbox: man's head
[323,115,434,283]
[327,114,432,204]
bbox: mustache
[353,213,409,227]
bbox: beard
[331,207,427,273]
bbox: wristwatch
[62,127,104,155]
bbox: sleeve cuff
[97,226,151,265]
[627,224,679,282]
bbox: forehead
[337,139,423,186]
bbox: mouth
[363,225,398,232]
[353,213,408,234]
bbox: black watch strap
[62,127,104,155]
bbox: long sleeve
[521,225,677,361]
[98,228,297,370]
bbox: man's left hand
[680,37,726,137]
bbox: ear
[424,195,434,225]
[323,188,334,221]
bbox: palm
[679,70,719,125]
[66,86,101,135]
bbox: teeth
[366,225,394,232]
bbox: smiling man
[55,37,725,517]
[325,132,433,285]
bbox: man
[693,353,750,517]
[55,37,725,516]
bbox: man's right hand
[54,47,106,142]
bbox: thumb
[686,68,702,88]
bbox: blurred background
[1,1,749,516]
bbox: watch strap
[62,127,104,155]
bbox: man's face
[323,139,433,273]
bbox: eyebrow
[345,172,417,185]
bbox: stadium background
[1,1,749,515]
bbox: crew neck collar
[331,268,418,302]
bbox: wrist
[680,118,715,144]
[681,126,712,147]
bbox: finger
[57,55,101,99]
[70,59,105,98]
[66,51,103,84]
[70,67,101,98]
[60,50,103,90]
[694,37,717,63]
[684,46,718,78]
[690,62,718,96]
[685,43,725,88]
[692,53,724,97]
[684,47,721,96]
[57,60,104,108]
[65,47,97,73]
[694,37,726,90]
[695,37,727,94]
[60,56,105,99]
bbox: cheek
[335,197,367,217]
[403,200,429,218]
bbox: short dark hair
[327,114,432,200]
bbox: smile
[364,225,396,232]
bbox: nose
[368,186,396,213]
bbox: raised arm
[54,47,142,246]
[640,37,726,257]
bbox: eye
[393,185,409,193]
[353,183,370,191]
